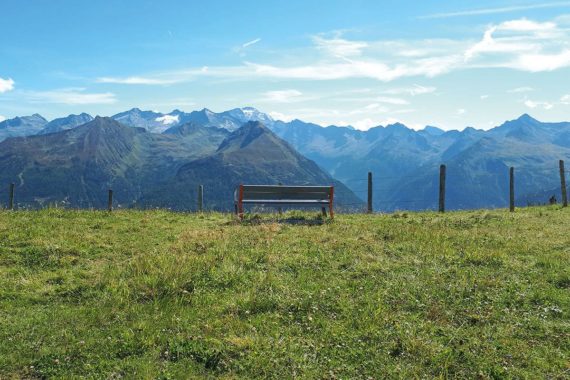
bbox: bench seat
[241,199,331,204]
[234,184,334,219]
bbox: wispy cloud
[97,76,176,85]
[24,88,117,104]
[0,77,15,93]
[508,86,534,93]
[313,35,368,57]
[561,94,570,104]
[524,99,554,110]
[263,89,303,103]
[244,56,458,82]
[233,38,262,57]
[420,2,570,19]
[92,16,570,85]
[385,84,437,96]
[242,38,261,48]
[0,115,6,122]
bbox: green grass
[0,207,568,379]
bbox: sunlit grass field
[0,207,568,378]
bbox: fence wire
[2,162,570,214]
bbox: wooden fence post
[439,165,446,213]
[8,183,15,210]
[509,167,515,212]
[278,182,283,215]
[197,185,204,212]
[108,189,113,212]
[367,171,373,214]
[560,160,568,207]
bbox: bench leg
[238,202,244,220]
[321,207,327,217]
[237,185,244,220]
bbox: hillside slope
[0,114,48,141]
[0,207,567,378]
[0,118,359,210]
[0,117,226,207]
[143,121,362,210]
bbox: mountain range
[270,113,570,210]
[0,116,359,210]
[1,107,568,211]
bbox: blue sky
[1,0,570,130]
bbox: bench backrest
[236,185,333,202]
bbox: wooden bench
[234,185,334,219]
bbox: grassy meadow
[0,207,568,378]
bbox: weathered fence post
[278,182,283,215]
[560,160,568,207]
[8,183,15,210]
[197,185,204,212]
[509,167,515,212]
[438,165,446,213]
[367,171,373,214]
[108,189,113,212]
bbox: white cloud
[25,88,117,104]
[155,115,179,125]
[500,19,557,33]
[97,76,176,85]
[263,89,303,102]
[0,77,15,93]
[352,118,378,130]
[524,100,554,110]
[457,108,466,115]
[480,95,489,100]
[385,84,437,96]
[512,50,570,72]
[420,2,570,19]
[242,38,261,48]
[0,115,6,122]
[508,86,534,93]
[245,56,459,82]
[464,18,570,72]
[90,16,570,85]
[268,111,294,122]
[561,94,570,104]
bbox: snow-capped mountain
[110,107,273,133]
[177,107,274,131]
[111,108,173,133]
